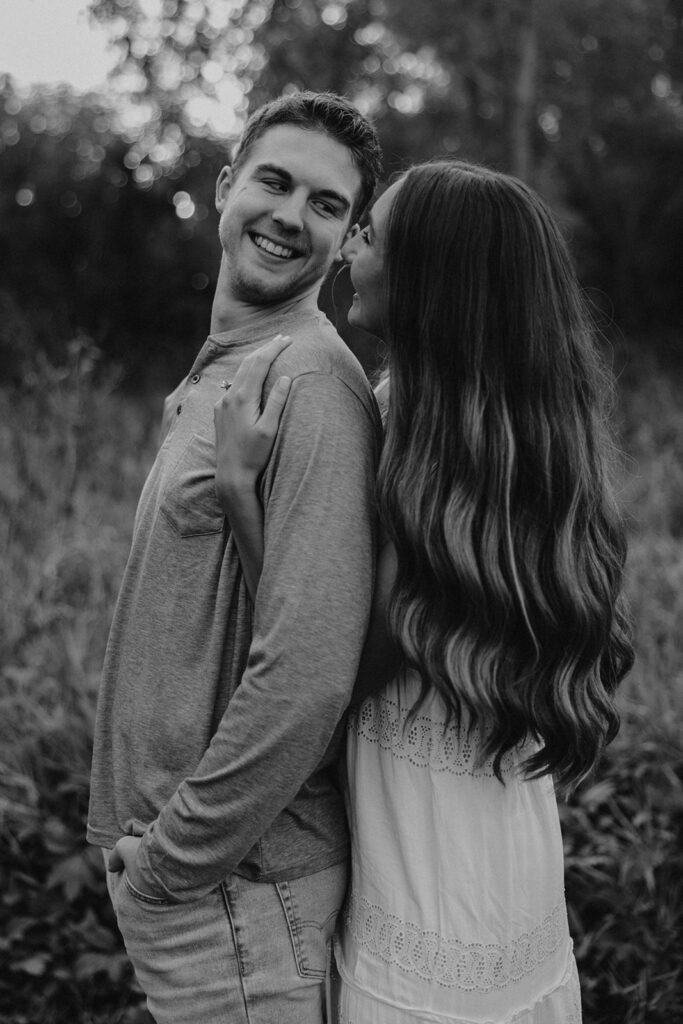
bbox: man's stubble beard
[230,265,306,307]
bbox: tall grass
[0,339,681,1022]
[0,340,157,1023]
[560,352,683,1022]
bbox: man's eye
[360,227,372,244]
[262,179,287,192]
[313,200,341,218]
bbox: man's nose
[272,192,306,232]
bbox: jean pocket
[160,433,225,538]
[276,862,347,979]
[123,872,171,906]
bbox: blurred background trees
[1,0,681,386]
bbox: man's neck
[209,260,321,335]
[209,292,318,335]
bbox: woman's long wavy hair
[377,161,633,793]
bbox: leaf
[70,907,120,950]
[5,916,37,941]
[74,950,129,983]
[46,852,93,901]
[11,953,51,976]
[43,816,76,855]
[578,778,615,808]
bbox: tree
[0,75,221,385]
[87,0,269,157]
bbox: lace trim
[349,694,520,778]
[338,961,582,1024]
[344,892,569,992]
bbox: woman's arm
[213,333,292,600]
[216,337,403,698]
[351,537,402,703]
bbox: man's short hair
[231,91,382,221]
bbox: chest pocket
[160,434,225,538]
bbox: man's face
[215,125,362,307]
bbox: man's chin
[234,277,302,307]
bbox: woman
[214,161,633,1023]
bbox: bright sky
[0,0,118,91]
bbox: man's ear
[215,166,233,212]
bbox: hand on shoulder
[214,333,293,501]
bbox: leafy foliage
[0,338,157,1023]
[558,350,683,1023]
[0,76,220,388]
[563,739,683,1022]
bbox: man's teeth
[253,234,296,259]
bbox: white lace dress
[334,676,582,1024]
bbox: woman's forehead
[369,179,403,233]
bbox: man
[87,92,383,1023]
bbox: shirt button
[176,404,182,415]
[190,373,201,384]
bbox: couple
[88,91,632,1023]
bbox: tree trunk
[509,0,538,183]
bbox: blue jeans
[104,852,347,1024]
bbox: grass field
[1,338,681,1023]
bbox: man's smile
[249,232,304,260]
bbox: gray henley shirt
[87,308,381,902]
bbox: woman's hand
[213,333,292,601]
[214,333,292,504]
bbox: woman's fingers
[259,374,292,435]
[230,333,292,398]
[214,333,291,427]
[213,334,293,484]
[261,332,292,358]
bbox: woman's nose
[341,227,360,262]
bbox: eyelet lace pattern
[349,693,521,779]
[344,892,569,993]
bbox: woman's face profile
[341,179,401,337]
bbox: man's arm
[131,372,379,901]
